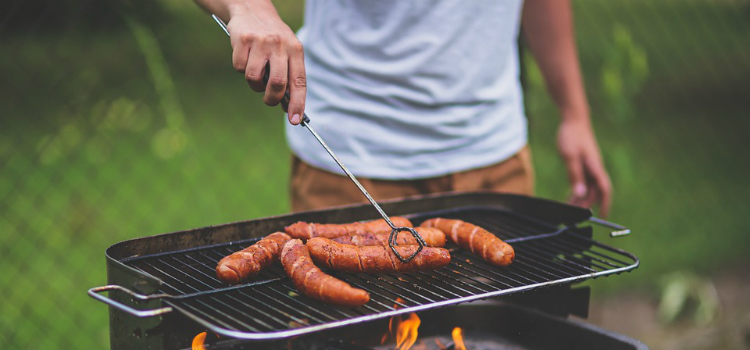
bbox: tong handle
[88,285,173,317]
[589,217,631,237]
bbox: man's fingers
[232,31,262,91]
[286,43,306,125]
[244,47,268,93]
[231,37,250,75]
[589,161,612,218]
[598,193,611,218]
[565,155,587,204]
[580,155,612,217]
[581,179,599,208]
[264,54,288,106]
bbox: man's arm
[195,0,306,124]
[521,0,612,217]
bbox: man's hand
[197,0,306,125]
[557,117,612,217]
[522,0,613,217]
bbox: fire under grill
[90,193,639,344]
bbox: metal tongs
[212,15,426,262]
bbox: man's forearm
[521,0,589,121]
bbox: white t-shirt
[286,0,527,180]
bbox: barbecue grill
[88,192,642,349]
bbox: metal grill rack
[115,206,638,340]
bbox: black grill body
[92,192,641,350]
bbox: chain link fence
[1,0,749,348]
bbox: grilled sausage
[306,237,451,274]
[284,217,413,240]
[216,232,292,285]
[331,227,446,247]
[281,239,370,307]
[420,218,514,267]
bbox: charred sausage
[420,218,514,267]
[284,217,413,240]
[216,232,292,285]
[331,227,446,247]
[306,237,451,274]
[281,239,370,307]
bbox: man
[195,0,612,217]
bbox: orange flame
[380,298,422,349]
[395,297,406,306]
[395,313,421,350]
[191,331,207,350]
[380,298,408,345]
[451,327,466,350]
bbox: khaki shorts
[290,146,534,212]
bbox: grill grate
[121,206,638,340]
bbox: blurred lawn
[1,0,749,349]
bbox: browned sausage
[284,217,413,240]
[331,227,446,247]
[280,239,370,307]
[306,237,451,274]
[420,218,514,267]
[216,232,292,285]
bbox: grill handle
[588,217,631,237]
[88,285,173,317]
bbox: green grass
[1,6,292,348]
[1,1,749,348]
